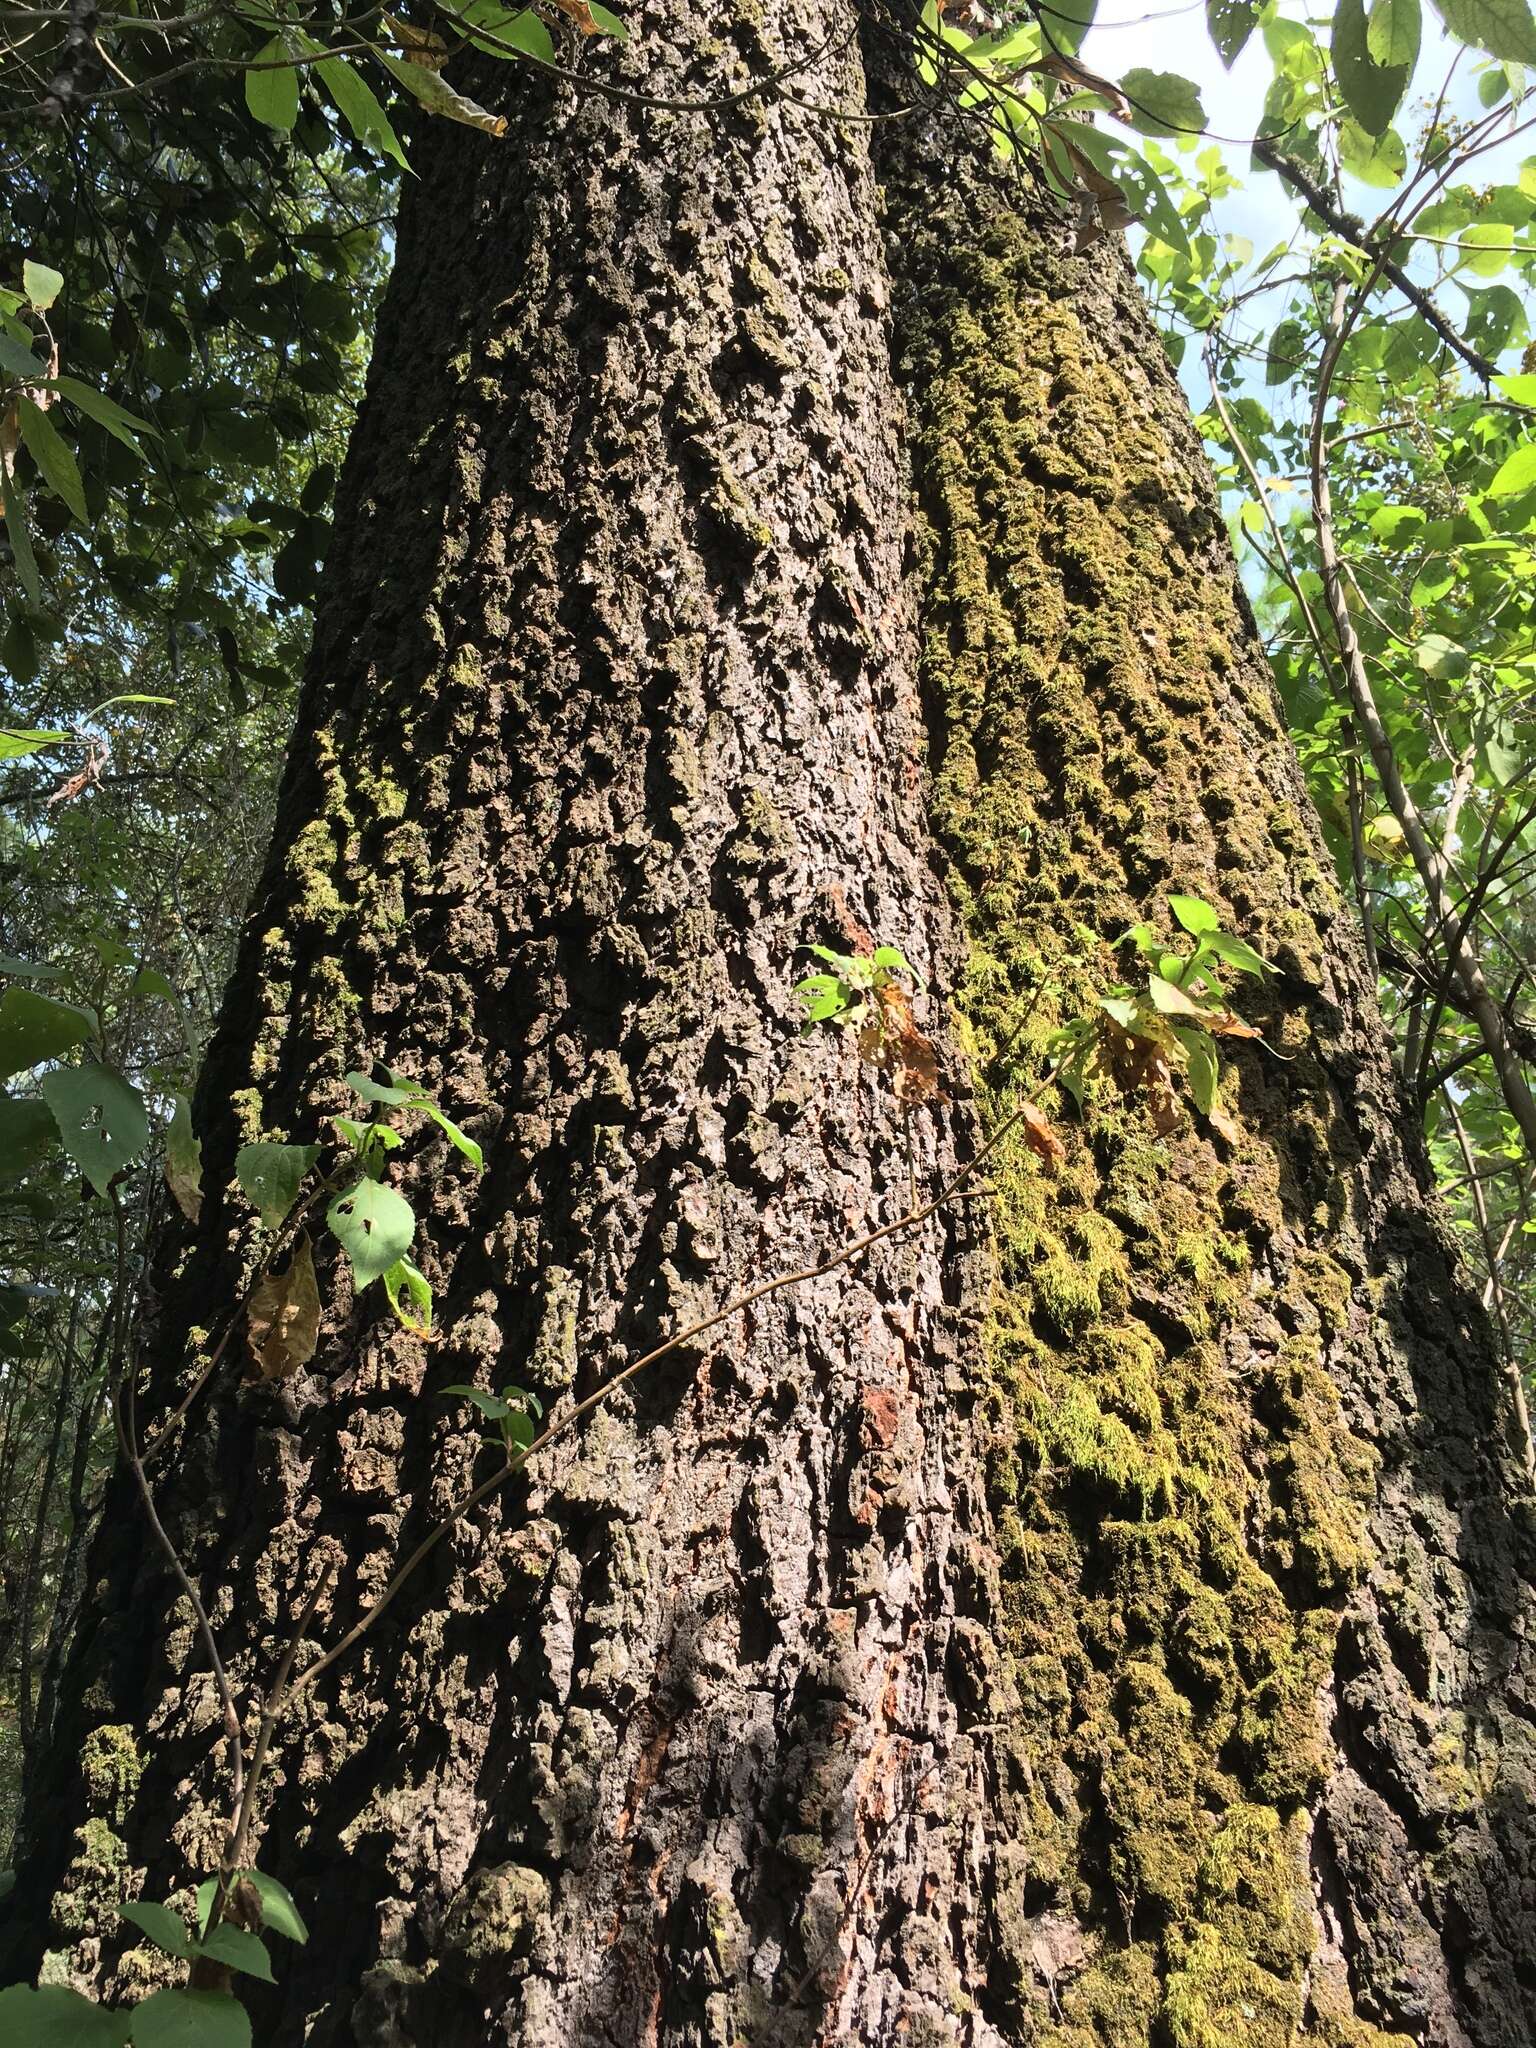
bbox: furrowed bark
[874,106,1536,2047]
[6,5,1007,2042]
[6,16,1536,2048]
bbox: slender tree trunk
[6,8,1536,2047]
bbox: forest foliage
[3,0,1536,2030]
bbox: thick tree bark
[7,6,1536,2046]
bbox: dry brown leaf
[47,743,106,808]
[1206,1104,1241,1144]
[549,0,603,33]
[875,980,945,1107]
[1201,1010,1261,1040]
[1019,1099,1066,1173]
[246,1234,321,1381]
[1092,1020,1180,1129]
[1,338,59,493]
[1037,49,1130,120]
[383,10,449,65]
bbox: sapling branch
[108,1186,246,1813]
[1309,276,1536,1160]
[240,1090,1046,1837]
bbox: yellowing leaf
[1147,973,1209,1019]
[164,1094,203,1223]
[22,260,63,312]
[246,1236,321,1380]
[375,48,508,133]
[382,11,450,65]
[1362,811,1408,858]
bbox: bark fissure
[878,130,1536,2046]
[6,15,1536,2048]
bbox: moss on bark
[889,199,1416,2044]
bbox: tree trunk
[7,7,1536,2046]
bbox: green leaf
[422,1102,483,1167]
[966,19,1041,64]
[0,986,94,1079]
[234,1141,321,1229]
[22,260,63,312]
[1464,280,1528,354]
[1334,0,1414,132]
[1201,931,1269,977]
[1415,632,1470,677]
[1339,116,1407,184]
[41,1063,149,1195]
[86,691,176,718]
[1184,1035,1220,1114]
[1118,68,1207,135]
[51,376,155,451]
[301,40,409,164]
[586,0,629,33]
[1482,719,1523,785]
[1207,0,1260,62]
[916,0,940,83]
[1081,138,1187,258]
[1368,0,1422,65]
[0,329,48,381]
[0,1094,58,1180]
[328,1176,414,1287]
[16,396,88,523]
[1368,503,1426,543]
[165,1094,203,1223]
[1264,317,1306,383]
[1493,371,1536,402]
[119,1900,193,1960]
[244,1869,309,1943]
[1457,220,1516,273]
[129,966,176,1002]
[1,466,41,605]
[246,36,301,129]
[345,1069,421,1107]
[871,945,910,972]
[1168,894,1219,935]
[196,1925,274,1982]
[0,727,68,760]
[441,1382,516,1419]
[383,1255,433,1333]
[1430,0,1536,59]
[1487,441,1536,496]
[0,1984,131,2047]
[195,1879,218,1938]
[129,1988,252,2048]
[458,0,556,59]
[345,1118,405,1167]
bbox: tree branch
[1253,136,1496,383]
